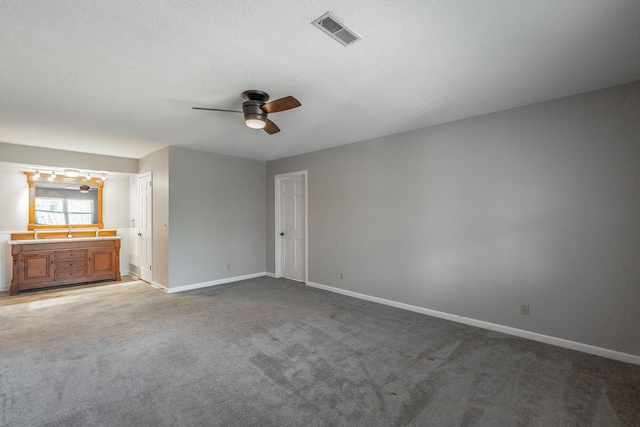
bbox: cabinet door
[87,247,117,279]
[19,251,55,286]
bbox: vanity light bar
[28,169,108,180]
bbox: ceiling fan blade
[263,119,280,135]
[261,96,301,114]
[192,107,243,113]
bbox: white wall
[128,175,140,278]
[0,163,29,231]
[266,81,640,358]
[102,174,132,275]
[0,163,29,291]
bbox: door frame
[274,170,308,283]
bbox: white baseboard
[163,272,268,294]
[151,281,167,292]
[265,272,276,278]
[306,281,640,366]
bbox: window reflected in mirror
[35,185,98,225]
[26,172,104,230]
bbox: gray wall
[266,81,640,356]
[139,147,170,288]
[0,142,138,174]
[168,146,265,288]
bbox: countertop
[9,236,123,245]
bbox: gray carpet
[1,277,638,426]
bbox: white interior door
[138,172,152,283]
[277,173,306,282]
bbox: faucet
[67,228,72,238]
[34,230,38,240]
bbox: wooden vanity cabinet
[87,247,119,279]
[15,250,56,287]
[10,238,121,295]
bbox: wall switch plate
[520,303,530,315]
[340,272,344,279]
[227,263,231,270]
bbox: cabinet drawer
[55,267,87,280]
[57,250,87,260]
[57,260,87,269]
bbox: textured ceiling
[1,1,639,161]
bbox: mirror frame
[26,171,104,230]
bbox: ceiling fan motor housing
[242,100,268,123]
[241,90,269,103]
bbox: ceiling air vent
[312,12,362,46]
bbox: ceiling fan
[193,90,301,135]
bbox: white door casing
[139,172,152,283]
[275,171,307,282]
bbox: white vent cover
[312,12,362,46]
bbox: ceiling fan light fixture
[245,117,267,129]
[243,99,268,130]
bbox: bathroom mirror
[26,172,104,230]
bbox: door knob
[138,232,142,237]
[280,232,285,236]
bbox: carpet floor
[0,277,638,426]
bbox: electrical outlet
[340,272,344,280]
[227,263,231,270]
[520,303,529,315]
